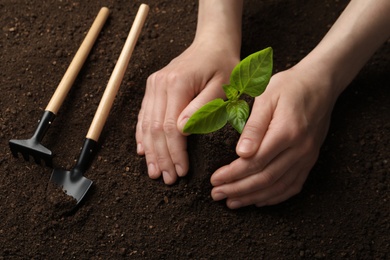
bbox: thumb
[236,96,272,158]
[177,79,226,131]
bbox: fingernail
[211,179,223,186]
[229,200,243,209]
[179,117,189,130]
[237,138,254,154]
[211,169,226,186]
[148,163,158,178]
[162,171,173,184]
[175,164,185,177]
[137,143,143,154]
[213,192,227,201]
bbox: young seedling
[183,47,273,134]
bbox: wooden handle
[86,4,149,141]
[45,7,110,114]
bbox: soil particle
[46,182,77,216]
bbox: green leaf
[222,84,238,100]
[183,98,228,134]
[182,47,274,135]
[226,100,249,134]
[230,47,273,97]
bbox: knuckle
[278,124,307,147]
[230,184,245,197]
[141,119,151,132]
[141,119,165,135]
[242,122,259,137]
[150,120,164,134]
[148,70,186,93]
[248,157,266,172]
[154,150,168,166]
[146,73,158,88]
[257,171,278,187]
[153,71,167,84]
[155,154,167,166]
[163,119,178,134]
[152,70,179,85]
[165,71,180,83]
[274,180,290,195]
[143,148,154,158]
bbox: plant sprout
[183,47,273,134]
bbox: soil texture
[1,0,389,259]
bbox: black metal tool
[51,4,149,203]
[9,7,109,167]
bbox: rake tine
[9,146,18,158]
[44,158,53,168]
[22,152,30,162]
[33,156,41,165]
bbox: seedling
[183,47,273,134]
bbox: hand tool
[50,4,149,204]
[9,7,110,167]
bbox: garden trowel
[9,7,110,167]
[50,4,149,204]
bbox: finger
[240,102,301,172]
[225,150,316,209]
[210,122,292,186]
[210,157,261,187]
[177,76,226,131]
[136,95,147,155]
[136,74,156,155]
[149,79,177,185]
[212,103,296,187]
[236,95,273,158]
[140,75,162,180]
[225,161,301,209]
[166,133,188,177]
[211,146,295,200]
[254,163,311,207]
[164,76,193,177]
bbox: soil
[1,0,389,259]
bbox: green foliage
[183,47,273,134]
[182,98,228,134]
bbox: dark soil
[1,0,389,259]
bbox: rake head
[9,110,56,168]
[9,138,53,167]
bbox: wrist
[293,52,344,105]
[194,0,243,55]
[295,0,390,100]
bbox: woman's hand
[210,0,390,208]
[136,41,240,184]
[210,67,335,208]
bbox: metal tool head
[50,138,98,204]
[9,138,53,167]
[9,111,56,167]
[50,168,93,204]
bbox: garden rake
[9,7,110,167]
[50,4,149,204]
